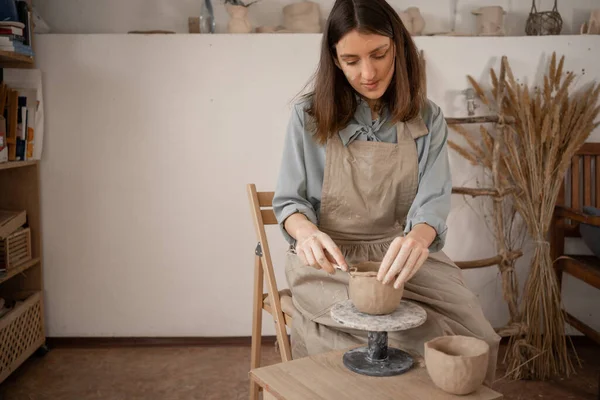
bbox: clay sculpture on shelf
[348,261,403,315]
[398,7,425,35]
[581,9,600,34]
[226,4,252,33]
[472,6,506,36]
[424,335,490,395]
[283,1,322,33]
[224,0,259,33]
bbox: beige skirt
[285,242,501,384]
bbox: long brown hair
[303,0,425,145]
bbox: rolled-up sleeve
[404,102,452,253]
[273,105,318,244]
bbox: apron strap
[405,116,429,139]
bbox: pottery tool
[330,299,426,377]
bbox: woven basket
[0,227,32,271]
[0,292,44,383]
[525,0,563,35]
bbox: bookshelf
[0,2,46,385]
[0,159,36,171]
[0,51,33,69]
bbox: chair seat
[558,255,600,290]
[263,289,296,319]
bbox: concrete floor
[0,341,598,400]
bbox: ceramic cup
[424,335,490,395]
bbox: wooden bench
[550,142,600,344]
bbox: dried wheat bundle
[451,53,600,380]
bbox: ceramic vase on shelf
[472,6,506,36]
[581,9,600,34]
[399,7,425,35]
[199,0,215,33]
[407,7,425,35]
[226,4,252,33]
[282,1,322,33]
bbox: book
[15,1,31,46]
[2,69,44,160]
[26,103,33,159]
[0,84,7,163]
[0,34,25,43]
[0,26,24,36]
[0,116,6,163]
[6,89,18,161]
[0,41,33,57]
[17,89,34,160]
[0,21,25,29]
[15,96,26,161]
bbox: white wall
[33,33,600,337]
[34,0,600,35]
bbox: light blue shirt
[273,97,452,253]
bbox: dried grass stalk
[448,59,523,342]
[449,120,523,333]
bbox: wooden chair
[247,184,296,400]
[551,143,600,345]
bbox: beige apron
[285,117,501,384]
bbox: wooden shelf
[0,160,38,171]
[0,291,44,383]
[0,9,44,385]
[0,50,34,69]
[0,258,40,285]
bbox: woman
[272,0,500,384]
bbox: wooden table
[250,349,503,400]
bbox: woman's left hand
[377,224,436,288]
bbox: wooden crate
[0,227,32,271]
[0,291,44,383]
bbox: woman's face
[334,30,395,102]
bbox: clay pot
[283,1,322,33]
[581,9,600,34]
[399,11,412,33]
[406,7,425,35]
[424,336,489,395]
[398,7,425,35]
[348,261,403,315]
[226,4,252,34]
[472,6,506,36]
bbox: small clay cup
[424,335,489,395]
[348,261,403,315]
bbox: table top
[250,349,503,400]
[331,299,427,332]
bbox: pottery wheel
[331,300,426,332]
[330,299,427,377]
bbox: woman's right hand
[285,213,348,274]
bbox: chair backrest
[560,142,600,236]
[250,190,277,225]
[246,184,277,274]
[246,184,292,361]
